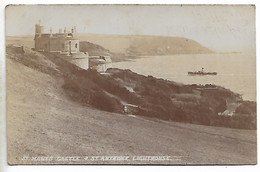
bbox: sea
[112,53,256,101]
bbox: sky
[5,5,255,52]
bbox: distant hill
[6,36,34,48]
[78,34,214,56]
[125,36,213,56]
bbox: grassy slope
[6,52,256,165]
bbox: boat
[188,68,217,75]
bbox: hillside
[79,41,127,62]
[6,45,257,164]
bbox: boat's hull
[188,72,217,75]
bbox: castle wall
[89,56,112,72]
[90,63,112,73]
[49,39,64,52]
[35,37,79,53]
[62,52,89,70]
[35,37,49,51]
[70,58,89,70]
[68,40,80,53]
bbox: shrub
[90,91,122,112]
[235,101,256,115]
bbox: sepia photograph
[5,4,256,165]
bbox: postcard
[5,4,256,165]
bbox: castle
[34,21,112,72]
[34,22,80,54]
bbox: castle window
[75,43,78,48]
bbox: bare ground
[6,58,257,165]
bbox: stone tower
[35,20,44,36]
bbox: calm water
[113,53,256,101]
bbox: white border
[0,0,259,172]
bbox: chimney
[64,27,67,33]
[71,27,74,33]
